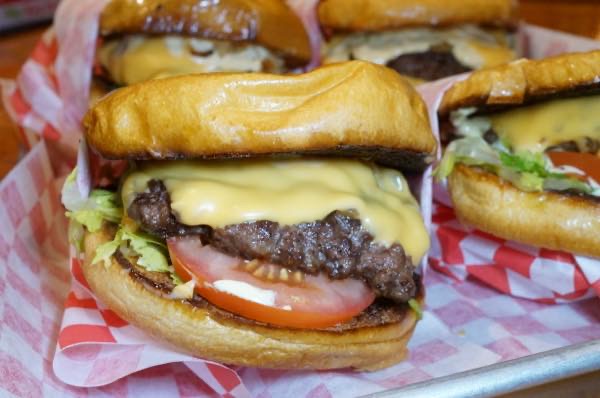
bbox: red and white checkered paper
[1,0,600,394]
[419,27,600,305]
[2,144,600,396]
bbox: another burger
[63,61,437,370]
[93,0,311,91]
[436,51,600,258]
[318,0,519,83]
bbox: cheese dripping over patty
[98,35,285,86]
[121,159,430,265]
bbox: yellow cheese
[323,25,515,71]
[453,39,515,69]
[121,159,430,264]
[490,95,600,153]
[98,35,284,86]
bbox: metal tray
[366,339,600,398]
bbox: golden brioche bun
[82,227,420,371]
[439,50,600,116]
[100,0,311,64]
[84,61,437,170]
[448,164,600,258]
[318,0,518,32]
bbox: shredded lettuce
[62,168,122,233]
[62,168,179,282]
[408,299,423,320]
[434,136,500,180]
[499,151,548,176]
[121,230,170,272]
[438,111,599,197]
[498,168,544,192]
[92,228,170,273]
[93,230,123,267]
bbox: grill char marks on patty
[386,49,471,81]
[128,180,417,303]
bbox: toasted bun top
[439,50,600,116]
[318,0,518,32]
[100,0,311,64]
[84,61,437,170]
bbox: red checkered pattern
[419,28,600,305]
[231,269,600,397]
[1,6,600,395]
[0,143,252,397]
[55,255,250,397]
[0,0,109,164]
[429,201,599,303]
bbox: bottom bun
[82,227,420,371]
[448,164,600,258]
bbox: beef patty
[128,180,418,303]
[386,49,471,81]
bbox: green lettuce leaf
[121,230,170,272]
[499,151,549,177]
[434,136,500,180]
[498,168,544,192]
[440,135,598,196]
[62,168,124,252]
[92,228,170,273]
[408,298,423,320]
[92,230,123,267]
[66,189,122,232]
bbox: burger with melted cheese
[436,51,600,258]
[63,61,437,370]
[93,0,311,91]
[318,0,519,84]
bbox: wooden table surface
[0,1,599,396]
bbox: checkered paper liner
[2,145,599,396]
[419,28,600,304]
[0,1,599,395]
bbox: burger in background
[436,51,600,258]
[93,0,311,92]
[318,0,519,83]
[63,61,436,370]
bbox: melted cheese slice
[324,25,515,71]
[98,35,284,86]
[490,95,600,153]
[122,159,430,265]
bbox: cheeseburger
[94,0,311,89]
[318,0,519,83]
[63,61,437,370]
[437,51,600,258]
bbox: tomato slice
[547,151,600,183]
[167,236,375,329]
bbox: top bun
[84,61,436,171]
[318,0,518,32]
[439,50,600,116]
[100,0,311,64]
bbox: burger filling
[436,94,600,198]
[64,159,428,329]
[128,180,416,303]
[323,25,516,82]
[97,35,286,86]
